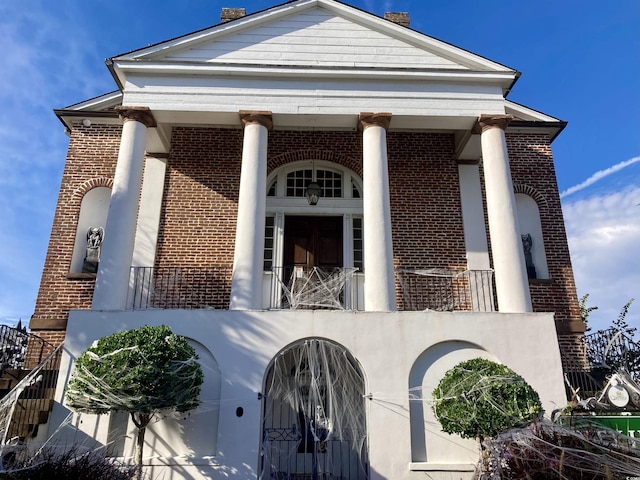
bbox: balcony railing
[127,266,495,312]
[396,268,496,312]
[128,266,232,310]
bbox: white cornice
[64,91,122,111]
[112,60,517,86]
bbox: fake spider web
[477,419,640,479]
[261,339,368,480]
[274,267,357,310]
[430,360,543,441]
[64,345,202,415]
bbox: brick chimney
[384,12,410,28]
[221,8,246,23]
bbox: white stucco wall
[48,309,566,480]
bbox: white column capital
[359,112,392,131]
[474,114,514,133]
[239,110,273,131]
[115,106,157,128]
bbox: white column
[478,114,532,312]
[229,111,272,310]
[93,107,155,310]
[360,113,396,312]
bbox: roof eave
[508,120,568,143]
[110,60,518,88]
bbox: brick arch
[513,184,548,210]
[71,178,113,206]
[268,149,362,177]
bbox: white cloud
[562,184,640,332]
[560,156,640,198]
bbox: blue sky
[0,0,638,332]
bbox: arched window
[70,187,111,274]
[267,162,361,199]
[515,193,549,279]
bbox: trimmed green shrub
[65,325,203,480]
[432,358,543,441]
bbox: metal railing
[0,325,58,375]
[563,329,640,401]
[585,328,640,379]
[128,266,232,310]
[0,326,62,443]
[261,427,367,480]
[396,268,496,312]
[127,266,497,312]
[0,325,29,374]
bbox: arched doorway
[260,338,369,479]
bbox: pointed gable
[156,7,468,70]
[113,0,514,74]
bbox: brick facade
[388,132,466,269]
[30,124,584,350]
[506,133,583,334]
[29,124,121,344]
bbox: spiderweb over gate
[260,339,368,480]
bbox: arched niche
[409,341,496,465]
[515,193,549,279]
[70,186,111,273]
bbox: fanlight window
[267,166,361,199]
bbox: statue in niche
[521,233,537,279]
[82,226,104,273]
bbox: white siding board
[122,75,504,118]
[164,9,466,70]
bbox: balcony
[397,268,495,312]
[127,266,495,312]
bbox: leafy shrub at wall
[65,325,203,480]
[432,358,543,441]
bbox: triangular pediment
[113,0,514,74]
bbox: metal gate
[260,339,368,480]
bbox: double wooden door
[283,216,343,270]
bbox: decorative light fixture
[305,181,321,205]
[305,160,321,205]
